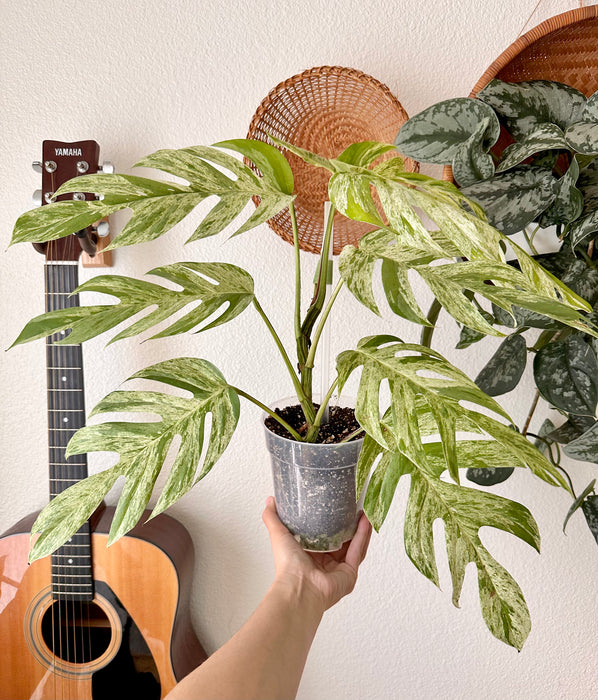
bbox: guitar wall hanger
[31,140,114,267]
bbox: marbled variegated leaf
[460,167,556,235]
[456,310,496,349]
[11,144,295,249]
[29,358,240,561]
[394,98,499,164]
[475,334,527,396]
[478,79,586,138]
[452,117,497,187]
[565,122,598,156]
[358,431,537,649]
[561,259,598,306]
[496,124,569,173]
[10,262,255,346]
[534,336,598,416]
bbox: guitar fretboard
[45,261,93,601]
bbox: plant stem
[578,247,598,270]
[522,390,540,435]
[524,224,541,255]
[304,280,344,373]
[420,298,442,348]
[339,426,365,444]
[289,201,302,354]
[232,387,303,441]
[298,204,336,403]
[252,297,315,423]
[304,377,339,442]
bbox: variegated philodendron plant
[396,78,598,552]
[10,134,598,649]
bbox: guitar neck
[45,261,93,601]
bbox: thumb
[262,497,293,543]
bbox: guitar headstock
[32,140,109,262]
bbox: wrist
[269,576,326,623]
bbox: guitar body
[0,506,207,699]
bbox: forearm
[166,580,324,700]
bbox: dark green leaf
[538,157,583,227]
[496,124,570,173]
[534,336,598,415]
[561,259,598,306]
[394,98,500,164]
[565,122,598,156]
[478,79,586,138]
[563,421,598,463]
[475,334,527,396]
[456,310,495,349]
[563,480,596,533]
[466,467,515,486]
[460,167,556,235]
[582,495,598,544]
[452,117,497,187]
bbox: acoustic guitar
[0,140,207,699]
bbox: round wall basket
[443,5,598,181]
[472,5,598,95]
[246,65,417,255]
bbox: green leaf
[561,259,598,306]
[466,466,515,486]
[565,122,598,156]
[478,79,586,138]
[29,358,240,560]
[394,98,500,164]
[214,138,294,194]
[10,262,255,346]
[336,141,398,168]
[534,336,598,416]
[496,124,570,173]
[460,167,556,235]
[563,479,596,533]
[452,117,497,187]
[359,431,538,649]
[475,334,527,396]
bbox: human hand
[262,496,372,615]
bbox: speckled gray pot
[264,420,364,552]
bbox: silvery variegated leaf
[336,335,566,488]
[577,158,598,211]
[565,122,598,156]
[475,334,527,396]
[582,91,598,122]
[394,98,500,164]
[452,117,497,187]
[460,167,556,235]
[569,209,598,247]
[538,157,583,228]
[29,357,240,561]
[563,422,598,463]
[456,310,496,349]
[561,259,598,306]
[496,124,570,173]
[10,262,255,346]
[534,336,598,416]
[357,431,537,649]
[466,466,515,486]
[563,480,596,534]
[11,142,295,249]
[582,496,598,544]
[478,79,587,139]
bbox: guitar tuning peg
[32,161,43,174]
[95,221,110,238]
[32,189,42,206]
[99,161,114,174]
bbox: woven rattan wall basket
[246,66,417,254]
[443,5,598,180]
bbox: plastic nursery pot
[263,398,364,552]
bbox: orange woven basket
[246,66,417,254]
[444,5,598,179]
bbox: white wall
[2,1,598,698]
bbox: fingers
[262,496,294,543]
[344,512,373,572]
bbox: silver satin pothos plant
[10,135,597,649]
[396,78,598,546]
